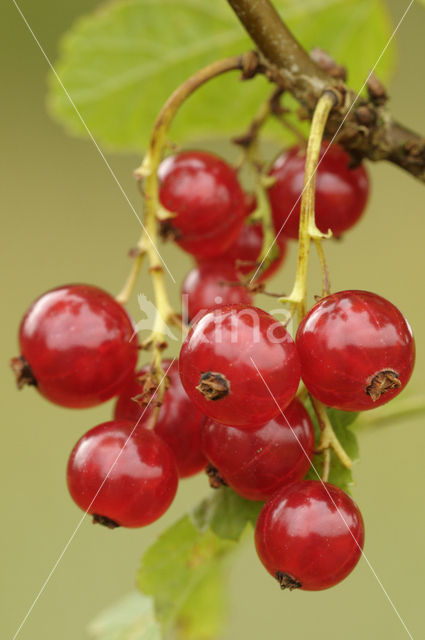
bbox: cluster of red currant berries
[12,144,415,592]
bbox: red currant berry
[182,262,252,323]
[158,151,245,258]
[209,221,287,282]
[179,304,300,427]
[201,398,315,500]
[11,285,139,408]
[296,290,415,411]
[67,420,178,527]
[255,480,364,590]
[114,360,206,478]
[173,222,245,260]
[268,144,369,238]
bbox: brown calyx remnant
[10,356,37,389]
[132,368,170,408]
[205,463,228,489]
[275,571,302,591]
[366,369,401,402]
[196,371,230,401]
[159,220,181,242]
[92,514,120,529]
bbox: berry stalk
[310,394,353,473]
[277,91,353,472]
[118,55,254,308]
[233,88,287,282]
[280,91,336,321]
[137,57,255,357]
[116,250,145,305]
[120,55,260,423]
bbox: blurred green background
[1,1,424,639]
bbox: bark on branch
[227,0,425,182]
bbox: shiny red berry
[296,290,415,411]
[179,304,300,427]
[201,398,314,500]
[114,360,206,478]
[255,480,364,590]
[174,223,244,260]
[268,144,369,238]
[12,284,139,408]
[67,420,178,527]
[182,262,252,322]
[210,221,288,282]
[158,151,245,258]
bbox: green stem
[233,88,285,282]
[280,91,335,321]
[321,448,331,483]
[118,55,253,312]
[233,86,284,168]
[129,55,257,425]
[310,394,352,469]
[116,250,145,305]
[314,236,331,298]
[136,55,252,347]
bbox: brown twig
[227,0,425,182]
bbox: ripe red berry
[296,290,415,411]
[114,360,206,478]
[11,284,139,408]
[182,262,252,323]
[172,224,245,260]
[158,151,245,258]
[255,480,364,590]
[201,398,315,500]
[268,144,369,238]
[179,304,300,428]
[210,221,288,282]
[67,420,178,527]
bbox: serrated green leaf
[138,514,234,638]
[193,487,263,541]
[48,0,395,151]
[88,592,161,640]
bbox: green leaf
[304,398,359,493]
[88,591,161,640]
[48,0,395,151]
[327,407,360,431]
[193,487,263,541]
[137,514,234,639]
[175,563,228,640]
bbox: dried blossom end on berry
[275,571,302,591]
[10,356,37,388]
[196,372,230,401]
[205,463,228,489]
[92,514,120,529]
[366,369,401,402]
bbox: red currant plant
[13,0,425,639]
